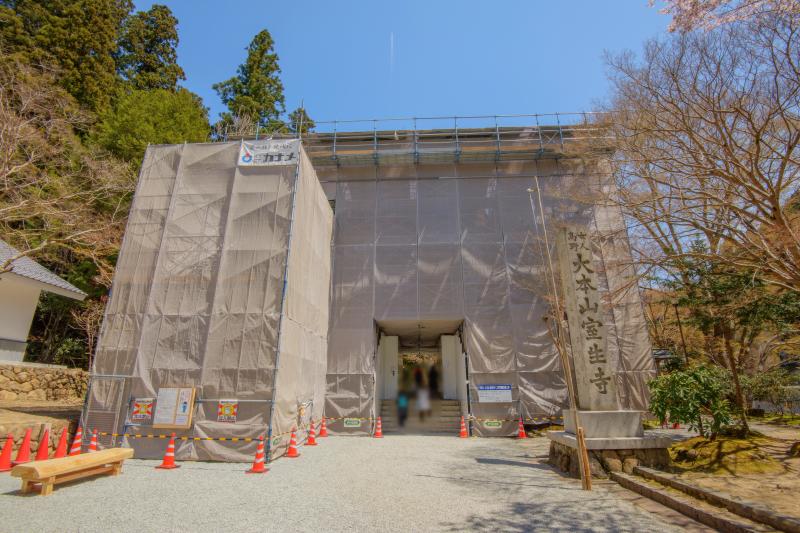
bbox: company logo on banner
[239,139,300,166]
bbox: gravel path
[0,435,684,532]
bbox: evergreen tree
[95,88,210,162]
[213,29,285,130]
[287,106,315,135]
[0,0,133,112]
[116,4,185,90]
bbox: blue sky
[134,1,669,127]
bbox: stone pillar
[548,225,669,477]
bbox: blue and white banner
[238,139,300,166]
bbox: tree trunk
[723,326,750,434]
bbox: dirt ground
[673,421,800,518]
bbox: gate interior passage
[375,319,467,434]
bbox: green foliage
[287,106,315,135]
[115,4,184,90]
[95,88,209,161]
[213,29,285,129]
[663,355,686,372]
[649,365,733,438]
[741,369,795,414]
[669,241,800,336]
[1,0,133,112]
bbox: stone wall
[549,440,670,479]
[0,417,77,457]
[0,362,88,401]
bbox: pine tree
[287,106,315,135]
[0,0,133,112]
[116,4,185,90]
[213,29,285,131]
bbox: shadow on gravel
[475,457,556,471]
[438,500,654,532]
[414,473,583,491]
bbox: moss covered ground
[669,433,784,475]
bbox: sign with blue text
[477,384,512,403]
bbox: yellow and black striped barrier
[94,414,563,442]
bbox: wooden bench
[10,448,134,496]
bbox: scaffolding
[223,112,611,167]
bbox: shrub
[649,365,732,439]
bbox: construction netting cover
[84,141,332,461]
[319,159,653,436]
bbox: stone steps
[379,399,463,434]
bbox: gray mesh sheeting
[87,142,331,460]
[322,158,653,435]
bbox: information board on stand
[153,387,196,429]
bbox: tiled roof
[0,239,86,299]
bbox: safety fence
[86,414,565,443]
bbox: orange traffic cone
[286,429,300,458]
[54,428,68,459]
[0,433,13,472]
[88,428,98,452]
[459,416,468,438]
[672,422,680,430]
[517,417,527,439]
[34,428,50,461]
[246,436,268,474]
[374,417,383,438]
[319,417,329,437]
[307,420,318,446]
[156,433,180,469]
[69,426,83,456]
[12,428,32,465]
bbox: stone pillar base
[547,435,671,479]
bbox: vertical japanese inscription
[557,225,619,411]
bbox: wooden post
[576,426,592,490]
[528,187,595,491]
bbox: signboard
[343,418,362,428]
[476,384,512,403]
[153,387,196,429]
[130,398,154,422]
[482,420,503,428]
[238,139,300,166]
[557,225,619,411]
[217,400,238,423]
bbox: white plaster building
[0,239,86,362]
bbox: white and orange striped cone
[286,429,300,458]
[307,420,318,446]
[374,417,383,438]
[459,416,468,438]
[69,425,83,456]
[155,433,180,469]
[88,428,98,452]
[517,417,527,439]
[318,417,329,437]
[246,436,268,474]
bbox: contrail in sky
[389,31,395,76]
